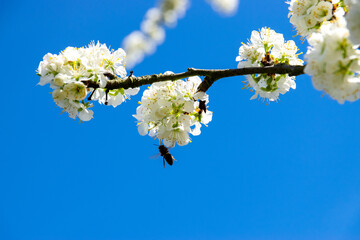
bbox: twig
[82,64,305,93]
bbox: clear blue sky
[1,0,360,239]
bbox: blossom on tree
[34,0,360,158]
[160,0,189,26]
[345,0,360,45]
[123,0,189,68]
[305,18,360,103]
[287,0,345,37]
[37,42,139,121]
[236,27,303,103]
[206,0,239,16]
[133,73,212,147]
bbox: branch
[83,64,305,93]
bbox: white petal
[125,87,140,96]
[201,111,213,125]
[190,122,202,136]
[79,109,93,121]
[250,92,259,100]
[138,122,149,136]
[38,74,53,86]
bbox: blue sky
[1,0,360,239]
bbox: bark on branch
[83,64,305,93]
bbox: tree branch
[83,64,305,93]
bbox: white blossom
[346,0,360,45]
[206,0,239,16]
[63,82,87,101]
[236,27,303,103]
[37,42,139,121]
[305,19,360,103]
[287,0,345,37]
[123,0,189,68]
[122,31,156,68]
[133,74,212,147]
[160,0,189,27]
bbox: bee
[158,145,176,168]
[261,52,274,67]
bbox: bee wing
[149,153,161,159]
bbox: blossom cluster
[304,19,360,103]
[287,0,345,37]
[123,0,241,68]
[133,73,212,147]
[236,27,303,103]
[287,0,360,103]
[346,0,360,45]
[37,42,139,121]
[123,0,189,68]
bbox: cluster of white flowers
[346,0,360,45]
[287,0,345,37]
[37,42,139,121]
[123,0,189,68]
[304,19,360,103]
[288,0,360,103]
[206,0,239,16]
[133,73,212,147]
[236,27,303,103]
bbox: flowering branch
[36,0,360,150]
[83,64,305,93]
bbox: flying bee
[155,145,176,168]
